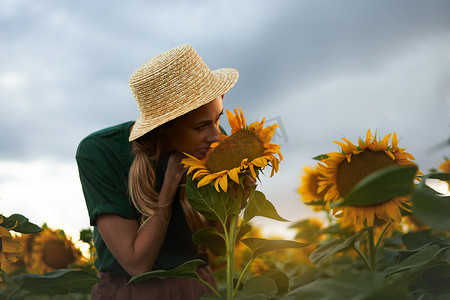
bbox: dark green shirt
[75,121,199,277]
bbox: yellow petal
[380,134,392,150]
[365,129,372,145]
[198,175,215,188]
[218,174,228,192]
[392,132,398,149]
[334,141,350,153]
[226,109,239,133]
[229,167,240,184]
[249,163,257,178]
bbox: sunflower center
[42,240,76,269]
[206,129,265,173]
[336,150,396,197]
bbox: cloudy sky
[1,0,449,239]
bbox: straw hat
[128,44,239,141]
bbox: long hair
[128,128,207,232]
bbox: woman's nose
[207,125,220,143]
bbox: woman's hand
[165,151,186,181]
[228,174,257,202]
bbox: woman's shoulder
[76,121,134,159]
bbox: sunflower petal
[198,175,215,188]
[228,167,240,184]
[218,174,228,192]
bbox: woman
[76,44,239,299]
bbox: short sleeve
[76,137,138,226]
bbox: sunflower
[27,227,84,274]
[0,217,22,274]
[438,158,450,190]
[298,165,329,211]
[317,130,419,231]
[250,257,270,275]
[182,106,283,192]
[439,158,450,173]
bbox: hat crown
[129,44,213,115]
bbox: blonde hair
[128,130,207,232]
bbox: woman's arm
[96,152,186,277]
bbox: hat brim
[129,67,239,141]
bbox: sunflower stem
[6,284,20,300]
[375,222,391,252]
[225,214,238,300]
[233,258,254,298]
[197,277,221,298]
[353,243,371,270]
[368,227,376,271]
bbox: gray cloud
[0,0,449,166]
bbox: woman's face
[162,96,224,159]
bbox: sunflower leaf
[129,259,206,283]
[185,176,231,223]
[199,295,223,300]
[240,275,278,299]
[192,226,226,256]
[260,269,290,296]
[1,214,42,233]
[236,223,252,241]
[243,190,289,223]
[309,226,372,266]
[285,271,409,300]
[412,180,450,231]
[382,244,443,276]
[422,262,450,295]
[312,154,329,161]
[303,198,326,206]
[401,231,450,250]
[335,165,417,207]
[418,172,450,183]
[12,269,98,295]
[241,237,310,259]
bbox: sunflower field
[0,106,449,299]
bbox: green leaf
[310,227,372,266]
[236,223,252,241]
[241,275,278,299]
[1,214,42,233]
[285,271,406,300]
[420,172,450,182]
[289,219,322,241]
[79,228,93,244]
[302,198,325,206]
[382,244,442,276]
[317,223,352,236]
[422,262,450,295]
[402,231,450,250]
[200,294,223,300]
[243,191,288,223]
[241,237,310,259]
[260,269,289,296]
[129,259,206,283]
[12,269,98,295]
[412,182,450,231]
[192,226,226,256]
[334,165,417,207]
[312,154,329,161]
[185,176,239,223]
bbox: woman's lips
[197,147,211,155]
